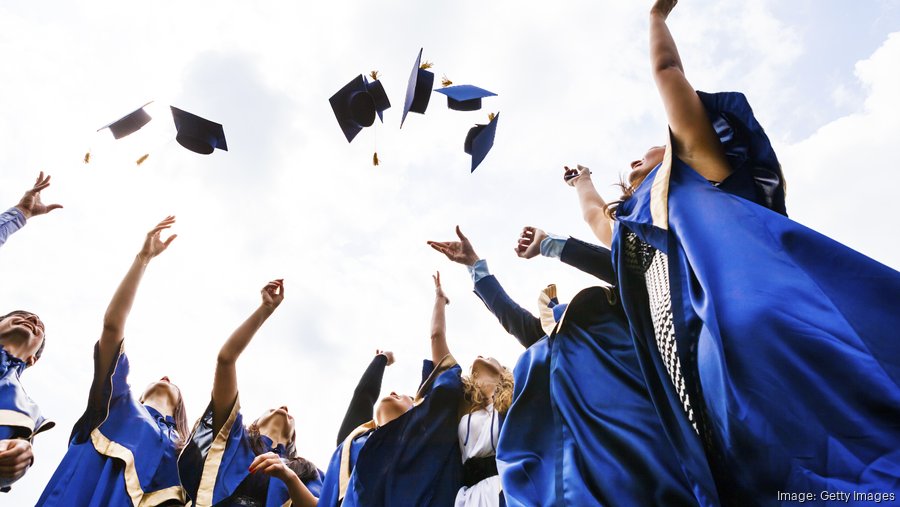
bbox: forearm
[101,254,148,341]
[430,296,451,364]
[650,11,683,75]
[473,275,544,348]
[574,180,612,247]
[0,208,26,249]
[211,304,273,431]
[337,355,387,444]
[285,474,318,507]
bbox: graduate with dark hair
[568,1,900,502]
[38,217,189,506]
[318,273,465,507]
[430,226,704,506]
[178,279,323,507]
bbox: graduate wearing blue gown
[318,274,464,507]
[0,312,54,492]
[430,227,708,506]
[178,279,323,507]
[38,217,189,506]
[570,2,900,503]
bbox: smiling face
[0,311,46,366]
[628,145,666,189]
[374,392,414,427]
[256,406,296,446]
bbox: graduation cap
[170,106,228,155]
[329,73,391,143]
[464,112,499,172]
[400,48,434,128]
[97,101,154,139]
[435,85,496,111]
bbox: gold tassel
[419,60,433,70]
[83,151,91,164]
[488,112,496,122]
[136,153,149,166]
[441,75,453,87]
[373,152,380,166]
[370,70,380,81]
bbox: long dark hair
[172,390,189,452]
[605,167,654,220]
[247,421,319,483]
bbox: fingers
[434,271,441,285]
[248,452,278,473]
[0,440,27,462]
[162,234,178,247]
[428,242,449,255]
[149,216,176,235]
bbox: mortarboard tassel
[83,151,91,164]
[373,152,380,166]
[136,153,150,166]
[488,112,497,121]
[370,70,380,81]
[420,60,433,70]
[441,75,453,87]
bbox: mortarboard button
[435,85,496,112]
[330,74,385,143]
[170,106,228,155]
[364,72,391,122]
[98,101,154,139]
[400,48,434,128]
[464,112,499,172]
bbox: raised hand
[515,226,548,259]
[16,171,63,219]
[433,271,450,305]
[138,216,177,263]
[0,439,34,485]
[376,349,395,366]
[563,165,592,187]
[651,0,678,19]
[427,226,479,266]
[261,279,285,311]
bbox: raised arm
[336,351,392,444]
[211,280,284,434]
[1,172,63,249]
[429,226,544,347]
[98,217,177,378]
[649,0,731,182]
[430,272,451,365]
[563,166,612,247]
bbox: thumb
[47,204,63,212]
[163,234,178,247]
[455,225,468,241]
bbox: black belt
[462,455,498,488]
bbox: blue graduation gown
[178,397,324,506]
[475,275,707,506]
[318,356,464,507]
[0,345,54,492]
[612,91,900,504]
[37,343,185,506]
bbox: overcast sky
[2,1,899,503]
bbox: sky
[2,0,899,503]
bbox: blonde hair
[461,366,514,417]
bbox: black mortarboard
[170,106,228,155]
[400,48,434,128]
[464,112,499,172]
[330,74,391,143]
[435,85,496,111]
[98,101,153,139]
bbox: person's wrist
[15,205,32,220]
[465,255,479,266]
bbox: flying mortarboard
[400,48,434,128]
[329,73,391,143]
[464,112,499,172]
[170,106,228,155]
[435,84,497,111]
[97,101,154,139]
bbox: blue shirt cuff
[539,233,567,258]
[467,259,491,283]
